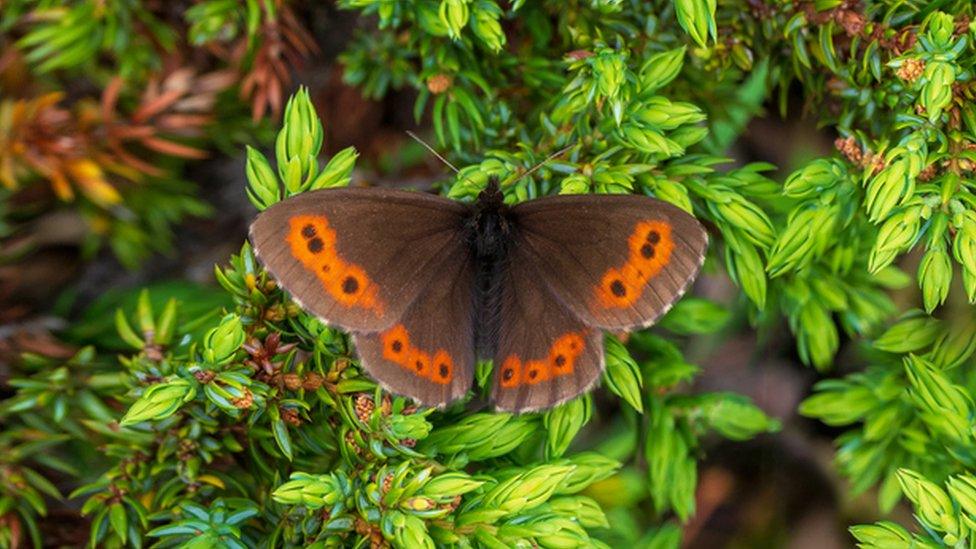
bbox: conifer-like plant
[0,1,975,547]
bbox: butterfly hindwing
[352,243,476,407]
[249,188,470,332]
[510,194,708,330]
[490,258,605,412]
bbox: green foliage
[3,0,976,546]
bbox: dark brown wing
[509,194,708,330]
[249,188,470,332]
[490,257,604,413]
[352,242,476,407]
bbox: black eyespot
[647,230,660,244]
[641,244,655,258]
[415,361,424,371]
[528,370,538,379]
[302,224,316,238]
[391,340,402,353]
[555,355,566,367]
[307,238,324,253]
[322,264,331,272]
[610,280,627,297]
[342,276,359,294]
[503,368,514,381]
[438,364,449,378]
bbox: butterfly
[249,179,708,412]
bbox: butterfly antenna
[511,143,575,184]
[406,130,459,174]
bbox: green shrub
[1,0,975,547]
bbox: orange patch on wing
[595,220,673,309]
[499,331,587,388]
[286,215,384,314]
[378,324,453,384]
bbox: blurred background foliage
[0,0,974,547]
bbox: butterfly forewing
[251,185,708,412]
[490,258,605,412]
[510,194,708,330]
[249,188,471,332]
[352,243,476,407]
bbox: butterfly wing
[249,188,470,332]
[490,258,605,412]
[352,242,476,407]
[509,194,708,330]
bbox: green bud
[272,472,346,509]
[897,469,958,542]
[951,211,976,275]
[865,162,912,223]
[799,380,877,425]
[310,147,358,189]
[649,178,693,213]
[276,88,324,184]
[388,413,433,441]
[796,300,838,370]
[544,396,591,459]
[947,474,976,520]
[481,465,575,514]
[560,173,590,195]
[918,246,952,313]
[591,49,626,99]
[702,393,780,441]
[723,230,766,308]
[965,268,976,303]
[904,355,972,441]
[674,0,716,47]
[920,61,956,123]
[635,98,705,130]
[639,47,685,92]
[619,124,682,156]
[203,314,245,364]
[121,378,196,425]
[668,125,709,149]
[421,472,485,499]
[873,311,942,353]
[392,512,436,549]
[869,206,922,273]
[546,496,608,529]
[245,146,281,210]
[420,413,538,459]
[439,0,470,40]
[470,0,505,52]
[767,204,838,276]
[711,193,775,248]
[602,336,643,413]
[554,452,621,495]
[925,11,956,48]
[782,158,845,198]
[849,521,913,546]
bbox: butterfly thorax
[467,178,512,260]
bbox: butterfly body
[250,180,707,412]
